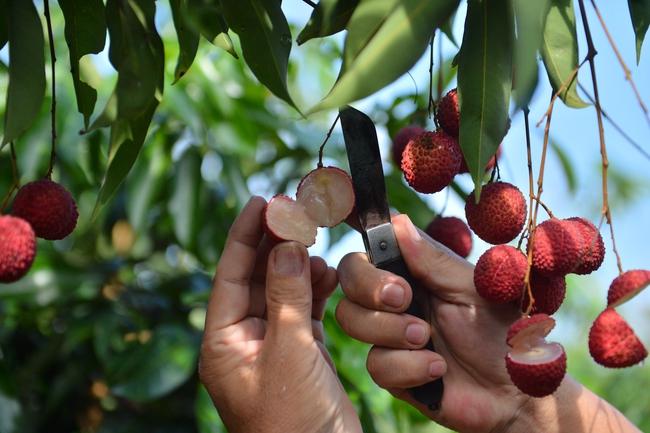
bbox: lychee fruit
[458,145,502,175]
[588,308,647,368]
[11,179,78,240]
[436,88,459,137]
[0,215,37,283]
[474,245,527,303]
[530,219,582,277]
[424,216,472,258]
[263,195,318,246]
[465,181,527,244]
[400,131,462,194]
[521,272,566,315]
[607,270,650,307]
[296,166,355,227]
[391,125,425,167]
[505,314,567,397]
[566,217,605,275]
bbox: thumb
[265,242,313,340]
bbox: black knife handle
[378,257,444,411]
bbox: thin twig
[521,108,535,314]
[589,0,650,127]
[44,0,57,178]
[536,61,586,127]
[427,33,436,119]
[300,0,316,8]
[535,198,555,219]
[437,34,444,101]
[317,114,340,168]
[1,143,20,213]
[577,0,624,275]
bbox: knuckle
[334,300,351,334]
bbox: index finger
[205,196,267,332]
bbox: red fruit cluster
[400,131,461,194]
[424,216,472,258]
[391,125,425,167]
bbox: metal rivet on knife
[379,240,387,250]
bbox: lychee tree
[1,0,650,431]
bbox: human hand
[199,197,361,433]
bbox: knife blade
[340,106,444,411]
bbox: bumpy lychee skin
[263,195,317,247]
[391,125,425,167]
[436,88,459,137]
[425,216,472,258]
[474,245,527,303]
[505,314,567,397]
[589,308,647,368]
[530,219,582,277]
[607,269,650,307]
[0,215,37,283]
[400,130,462,194]
[12,179,78,240]
[521,272,566,315]
[567,217,605,275]
[465,181,527,244]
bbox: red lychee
[424,216,472,258]
[296,166,355,227]
[0,215,37,283]
[588,308,647,368]
[505,314,567,397]
[607,270,650,307]
[11,179,78,240]
[391,125,425,167]
[436,88,459,137]
[263,195,317,246]
[474,245,527,303]
[521,272,566,315]
[566,217,605,275]
[530,219,582,277]
[400,130,462,194]
[465,181,527,244]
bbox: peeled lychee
[465,181,527,244]
[11,179,78,240]
[400,130,461,194]
[391,125,425,167]
[567,217,605,275]
[530,219,582,277]
[296,166,355,227]
[505,314,567,397]
[263,195,317,246]
[424,216,472,258]
[588,308,647,368]
[607,270,650,307]
[0,215,37,283]
[436,88,459,137]
[474,245,527,303]
[522,272,566,315]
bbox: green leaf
[628,0,650,63]
[168,148,202,249]
[512,0,551,108]
[309,0,459,114]
[195,385,227,433]
[296,0,360,45]
[220,0,298,110]
[0,0,7,50]
[550,139,576,193]
[2,0,45,145]
[170,0,200,83]
[59,0,106,130]
[440,12,458,47]
[457,0,514,193]
[541,0,588,108]
[186,0,238,58]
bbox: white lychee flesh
[296,167,354,227]
[264,196,317,246]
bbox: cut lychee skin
[425,216,472,258]
[296,167,355,228]
[436,88,459,137]
[465,181,527,245]
[400,130,462,194]
[567,217,605,275]
[474,245,527,303]
[589,308,647,368]
[392,125,425,167]
[505,314,567,397]
[530,219,582,277]
[263,195,317,247]
[11,179,79,240]
[0,215,37,283]
[607,269,650,307]
[521,272,566,315]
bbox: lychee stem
[536,61,585,128]
[576,0,624,275]
[300,0,316,8]
[0,143,20,213]
[427,32,436,118]
[317,114,340,169]
[44,0,57,178]
[521,108,536,314]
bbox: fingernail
[405,323,427,345]
[404,216,422,242]
[380,283,404,308]
[274,244,305,276]
[429,361,446,378]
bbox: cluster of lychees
[0,179,78,283]
[392,88,648,398]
